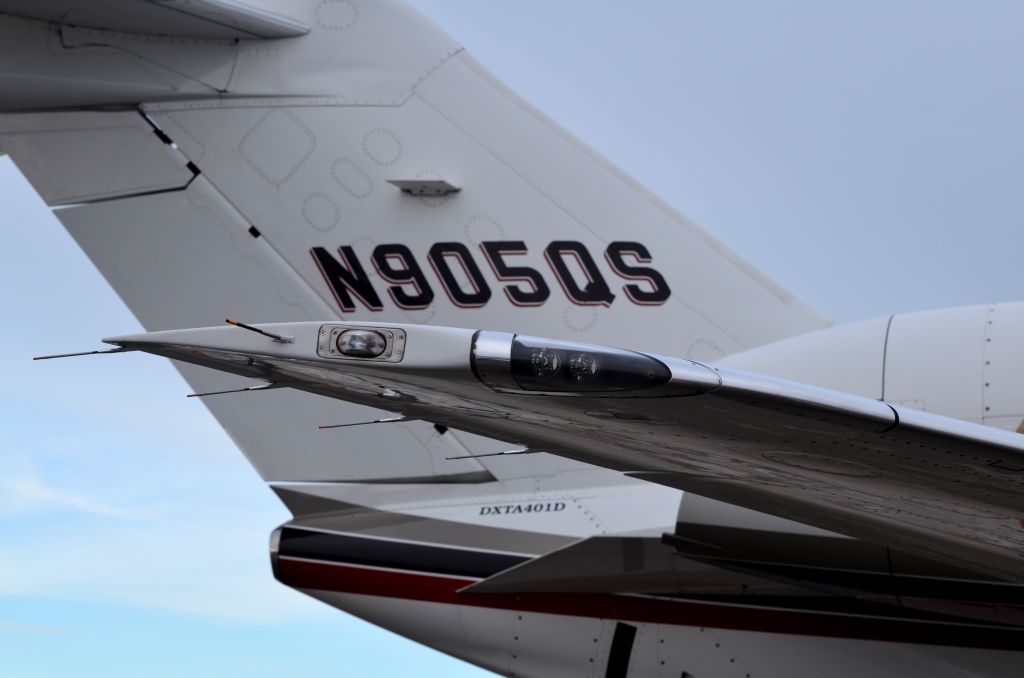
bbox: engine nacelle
[721,301,1024,432]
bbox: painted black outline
[604,241,671,306]
[544,241,615,307]
[371,244,435,310]
[427,242,492,309]
[479,241,551,307]
[310,246,384,314]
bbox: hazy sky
[3,1,1024,676]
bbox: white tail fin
[0,0,827,483]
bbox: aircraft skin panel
[0,111,194,205]
[56,175,493,482]
[0,1,457,110]
[721,315,891,399]
[722,302,1024,433]
[300,585,1024,678]
[884,305,989,421]
[0,0,309,39]
[417,52,823,344]
[12,1,1017,674]
[59,24,238,93]
[222,0,460,103]
[0,14,224,110]
[103,319,1024,580]
[307,568,1023,653]
[277,472,684,539]
[266,498,1024,670]
[0,0,830,487]
[142,74,827,359]
[985,303,1024,423]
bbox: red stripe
[279,558,1024,651]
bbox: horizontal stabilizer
[97,320,1024,580]
[0,0,309,39]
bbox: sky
[3,1,1024,676]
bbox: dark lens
[510,336,670,392]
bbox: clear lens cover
[337,329,387,357]
[510,335,670,392]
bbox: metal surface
[470,330,517,391]
[0,111,194,205]
[317,324,406,363]
[11,0,1024,672]
[55,178,489,483]
[0,0,309,39]
[387,178,461,195]
[106,321,1024,581]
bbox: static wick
[446,448,533,461]
[33,347,132,361]
[187,383,279,398]
[319,416,408,430]
[225,319,294,343]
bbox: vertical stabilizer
[0,0,828,483]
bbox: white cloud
[0,462,133,519]
[0,502,329,622]
[0,159,337,625]
[0,417,327,622]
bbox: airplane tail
[0,0,826,490]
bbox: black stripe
[279,528,1024,628]
[279,528,528,578]
[703,560,1024,604]
[651,594,1012,625]
[605,622,637,678]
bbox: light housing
[316,324,407,362]
[337,329,387,357]
[509,335,671,392]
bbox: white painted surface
[884,305,988,421]
[983,302,1024,427]
[58,175,490,482]
[0,111,193,204]
[315,591,1024,678]
[719,315,889,399]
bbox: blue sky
[3,1,1024,676]
[0,155,489,676]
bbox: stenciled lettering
[428,242,492,308]
[544,241,616,306]
[605,241,671,305]
[480,241,550,306]
[479,502,567,515]
[371,244,434,310]
[310,245,383,313]
[311,240,669,312]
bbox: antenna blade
[33,348,132,360]
[318,416,409,430]
[225,319,294,343]
[445,448,532,461]
[187,383,280,398]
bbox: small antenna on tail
[187,383,280,398]
[445,448,534,461]
[34,348,132,360]
[225,319,294,343]
[318,416,409,430]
